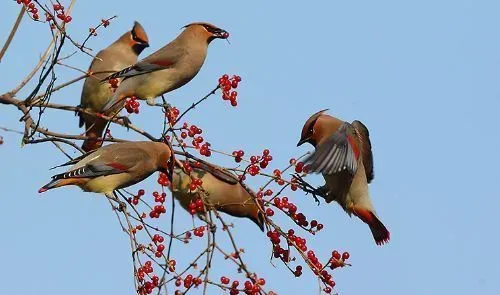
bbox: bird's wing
[304,122,359,176]
[101,44,186,82]
[101,61,168,82]
[191,160,239,185]
[351,120,374,183]
[50,145,150,180]
[49,150,98,170]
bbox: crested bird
[39,141,172,198]
[170,160,265,231]
[100,22,229,112]
[297,109,390,245]
[79,21,150,152]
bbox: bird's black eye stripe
[203,25,222,34]
[131,30,146,44]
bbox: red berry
[342,252,350,260]
[64,15,72,23]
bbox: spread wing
[304,122,358,176]
[352,120,374,183]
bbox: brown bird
[297,109,390,245]
[101,22,229,112]
[170,160,265,231]
[79,21,149,152]
[39,141,172,197]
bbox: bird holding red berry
[101,22,229,112]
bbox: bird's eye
[308,127,314,134]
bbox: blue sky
[1,0,500,294]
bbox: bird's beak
[215,28,230,39]
[144,42,150,48]
[297,138,308,147]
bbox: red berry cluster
[247,149,273,176]
[189,178,203,191]
[0,136,4,145]
[289,249,335,291]
[152,233,166,258]
[157,172,170,186]
[218,74,242,107]
[294,161,306,173]
[180,123,203,138]
[193,226,205,237]
[166,106,180,124]
[179,123,208,155]
[149,203,166,218]
[16,1,39,20]
[232,149,244,162]
[329,250,350,269]
[175,274,202,289]
[273,197,322,230]
[127,189,145,205]
[242,279,265,295]
[152,191,166,203]
[272,169,286,186]
[187,197,204,215]
[267,230,291,262]
[180,160,195,174]
[139,276,159,295]
[125,96,140,114]
[256,189,273,200]
[51,3,72,23]
[137,260,154,281]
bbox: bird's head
[130,21,150,55]
[297,109,330,147]
[183,22,229,44]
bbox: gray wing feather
[304,122,358,176]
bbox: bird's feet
[75,104,83,116]
[292,173,327,205]
[108,192,127,212]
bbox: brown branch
[0,6,25,63]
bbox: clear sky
[1,1,500,294]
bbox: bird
[78,21,150,152]
[170,159,265,231]
[297,109,390,245]
[38,141,172,199]
[100,22,229,112]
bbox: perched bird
[170,160,265,231]
[38,141,172,197]
[79,21,150,152]
[101,22,229,112]
[297,109,390,245]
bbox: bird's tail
[82,119,106,152]
[352,206,390,246]
[38,178,79,193]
